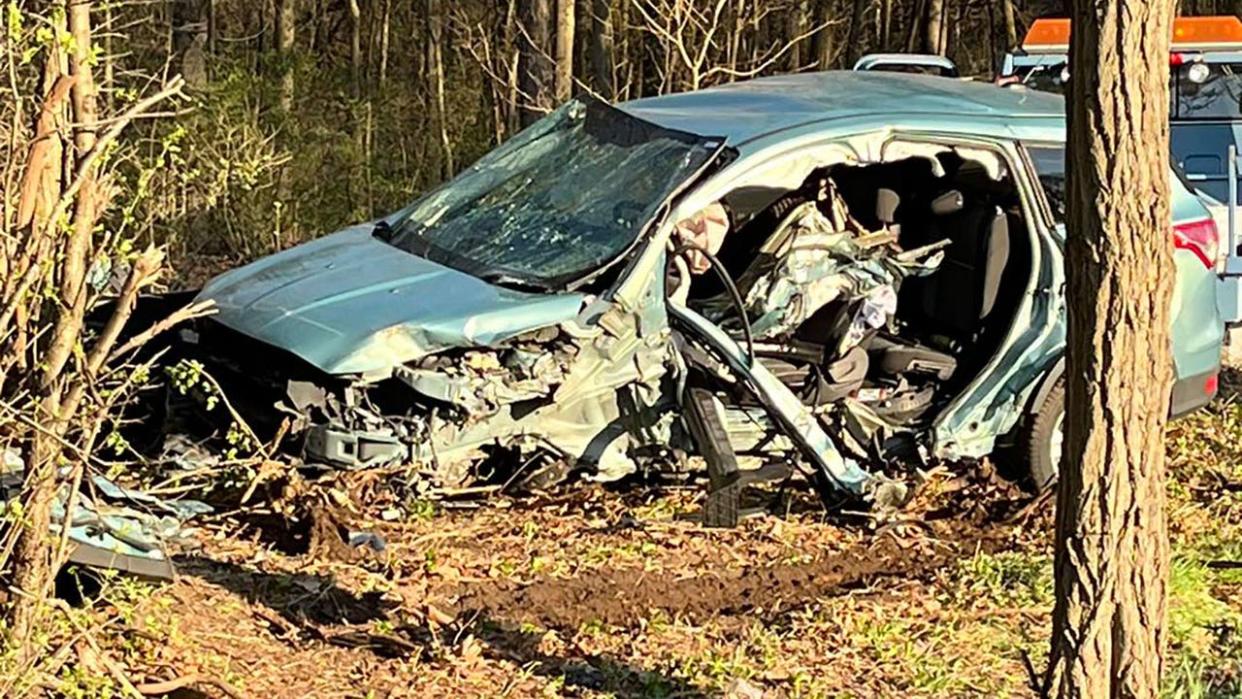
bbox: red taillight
[1171,52,1186,66]
[1205,373,1219,397]
[1173,218,1219,269]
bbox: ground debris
[45,388,1242,698]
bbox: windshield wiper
[475,270,549,293]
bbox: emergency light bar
[1022,16,1242,54]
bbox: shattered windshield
[389,97,722,288]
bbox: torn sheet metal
[699,197,941,342]
[1,448,209,580]
[393,342,572,417]
[668,303,872,495]
[287,270,677,485]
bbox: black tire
[1018,378,1064,492]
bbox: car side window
[1026,145,1067,225]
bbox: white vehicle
[999,16,1242,325]
[852,54,960,78]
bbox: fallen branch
[134,673,244,699]
[107,298,216,363]
[84,246,164,376]
[43,598,145,699]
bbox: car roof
[619,70,1065,148]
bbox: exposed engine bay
[172,142,1033,521]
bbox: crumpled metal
[1,448,209,579]
[702,200,941,341]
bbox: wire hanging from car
[672,241,755,365]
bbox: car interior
[678,148,1033,447]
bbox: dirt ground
[39,380,1242,698]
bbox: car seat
[918,202,1010,336]
[873,193,1010,381]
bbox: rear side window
[1025,144,1207,226]
[1026,145,1067,224]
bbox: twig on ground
[1003,488,1056,525]
[134,673,244,699]
[44,599,145,699]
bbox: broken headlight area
[298,332,580,477]
[176,317,675,492]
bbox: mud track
[454,520,1007,629]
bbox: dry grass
[32,378,1242,698]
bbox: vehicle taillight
[1205,372,1219,397]
[1173,218,1219,269]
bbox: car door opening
[669,147,1034,468]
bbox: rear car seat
[918,203,1010,336]
[872,196,1010,381]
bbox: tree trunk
[1045,0,1178,697]
[427,0,453,178]
[1000,0,1018,50]
[349,0,362,98]
[938,0,950,56]
[906,0,924,52]
[277,0,296,112]
[554,0,574,102]
[501,0,520,134]
[207,0,217,54]
[879,0,891,49]
[787,0,808,69]
[589,0,613,97]
[845,0,868,65]
[9,427,62,649]
[378,0,391,87]
[7,8,79,651]
[172,0,209,87]
[518,0,553,126]
[811,0,835,68]
[925,0,943,54]
[42,0,103,386]
[103,2,115,109]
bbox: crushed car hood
[197,225,587,375]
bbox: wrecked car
[180,72,1225,518]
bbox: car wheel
[1019,378,1064,492]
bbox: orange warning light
[1022,18,1070,52]
[1022,16,1242,53]
[1172,16,1242,48]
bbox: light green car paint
[195,72,1223,496]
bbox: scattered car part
[1,448,209,579]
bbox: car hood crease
[196,225,588,375]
